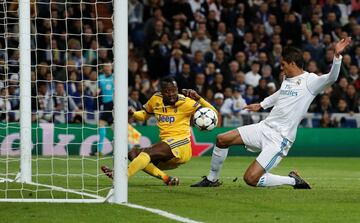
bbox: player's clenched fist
[182,89,201,101]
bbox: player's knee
[243,173,258,187]
[128,148,140,161]
[142,148,160,161]
[216,134,228,148]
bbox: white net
[0,0,115,201]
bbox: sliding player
[102,77,217,185]
[191,37,351,189]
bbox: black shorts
[100,101,114,124]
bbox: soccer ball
[193,107,218,131]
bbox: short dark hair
[160,76,177,90]
[282,46,304,68]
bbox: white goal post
[0,0,127,203]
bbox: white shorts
[237,121,292,172]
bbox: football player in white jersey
[191,37,351,189]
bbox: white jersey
[260,56,342,142]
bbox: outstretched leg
[191,129,243,187]
[244,142,311,189]
[102,142,178,185]
[128,147,171,183]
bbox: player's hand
[243,103,262,112]
[335,37,352,57]
[128,108,134,116]
[182,89,201,100]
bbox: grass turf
[1,156,360,223]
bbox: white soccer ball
[193,107,218,131]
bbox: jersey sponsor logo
[157,115,175,123]
[280,89,298,96]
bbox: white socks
[257,173,295,187]
[207,146,229,182]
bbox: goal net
[0,0,127,203]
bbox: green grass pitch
[1,156,360,223]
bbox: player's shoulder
[153,92,163,98]
[178,94,187,101]
[148,92,163,105]
[306,72,318,77]
[304,71,320,82]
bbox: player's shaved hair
[160,77,177,90]
[282,46,304,69]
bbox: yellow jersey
[135,92,215,140]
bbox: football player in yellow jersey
[101,77,217,185]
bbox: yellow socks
[143,163,168,181]
[128,152,151,177]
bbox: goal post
[112,0,128,204]
[0,0,128,203]
[19,0,33,184]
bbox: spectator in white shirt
[245,61,262,87]
[220,87,247,117]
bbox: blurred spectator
[213,49,227,72]
[314,94,333,114]
[176,63,193,90]
[244,61,261,87]
[213,92,224,112]
[304,34,325,62]
[319,111,336,128]
[234,51,249,72]
[213,92,224,127]
[348,65,359,83]
[193,72,207,97]
[255,78,269,102]
[335,98,350,113]
[0,88,11,122]
[191,29,211,55]
[232,72,246,96]
[178,31,192,54]
[281,13,302,47]
[244,85,259,105]
[52,82,80,123]
[204,88,214,104]
[332,77,349,103]
[204,40,219,63]
[220,32,238,58]
[190,50,206,75]
[210,72,225,93]
[307,60,321,75]
[223,60,239,85]
[220,88,247,117]
[319,48,336,74]
[169,49,185,77]
[345,84,358,112]
[204,62,216,85]
[128,89,143,112]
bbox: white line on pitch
[133,175,360,180]
[123,203,203,223]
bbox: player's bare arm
[244,103,262,112]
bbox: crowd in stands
[0,0,360,127]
